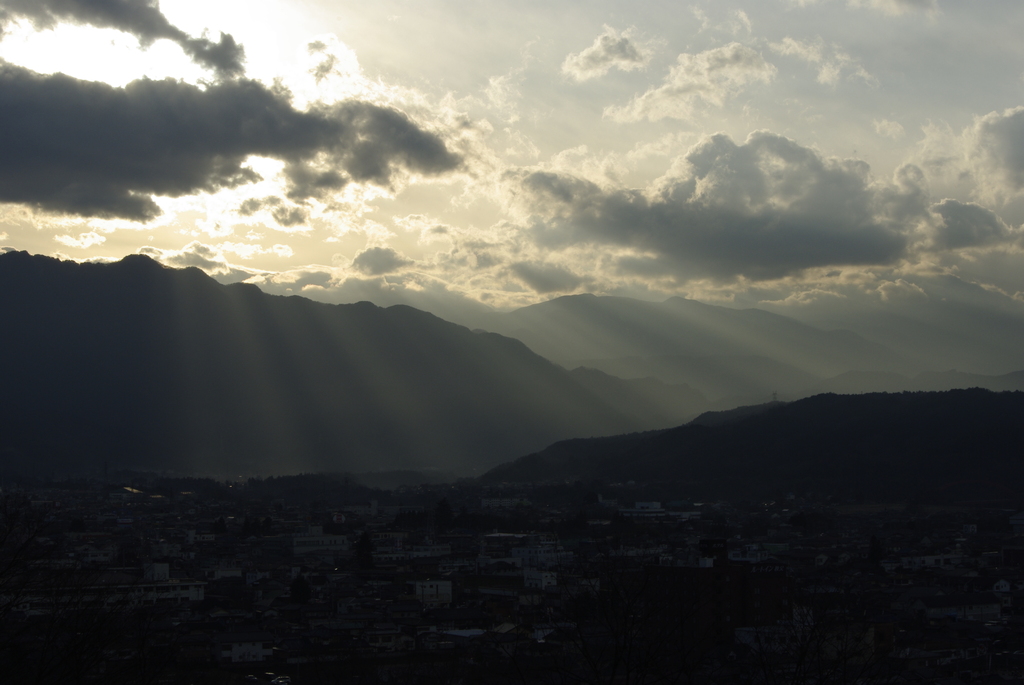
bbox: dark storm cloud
[511,131,915,281]
[0,62,462,220]
[931,199,1010,250]
[282,164,347,202]
[351,247,413,275]
[0,0,245,78]
[972,107,1024,193]
[237,197,278,216]
[237,196,308,227]
[179,33,245,79]
[509,261,585,293]
[271,206,309,228]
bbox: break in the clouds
[792,0,938,12]
[607,43,775,122]
[0,0,245,78]
[561,26,652,82]
[930,199,1012,251]
[0,61,461,220]
[510,131,918,281]
[509,260,586,294]
[848,0,938,15]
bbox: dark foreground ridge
[481,389,1024,501]
[0,251,699,476]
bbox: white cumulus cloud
[562,26,653,82]
[606,43,776,122]
[54,231,106,248]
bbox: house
[1010,511,1024,535]
[291,525,349,559]
[912,593,1002,621]
[364,623,404,651]
[524,569,557,590]
[619,501,666,518]
[212,630,275,663]
[408,579,452,608]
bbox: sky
[3,0,1024,326]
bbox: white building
[292,525,349,558]
[524,569,557,589]
[213,630,275,663]
[408,580,452,608]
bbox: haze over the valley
[2,250,1023,481]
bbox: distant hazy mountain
[470,294,918,389]
[0,252,701,477]
[578,354,818,403]
[803,369,1024,397]
[481,389,1024,502]
[766,276,1024,376]
[568,367,707,426]
[469,294,1024,404]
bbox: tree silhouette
[355,531,374,569]
[542,552,719,685]
[434,498,453,533]
[868,535,884,564]
[0,496,171,684]
[290,575,312,604]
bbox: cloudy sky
[3,0,1024,325]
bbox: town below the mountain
[5,473,1024,684]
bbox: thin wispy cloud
[849,0,939,16]
[607,43,776,122]
[769,36,876,87]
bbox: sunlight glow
[160,0,301,83]
[0,20,204,86]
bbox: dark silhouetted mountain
[469,294,918,396]
[688,401,785,427]
[481,389,1024,502]
[0,251,698,476]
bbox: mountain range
[3,250,1023,480]
[0,251,697,476]
[469,294,1024,406]
[481,389,1024,502]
